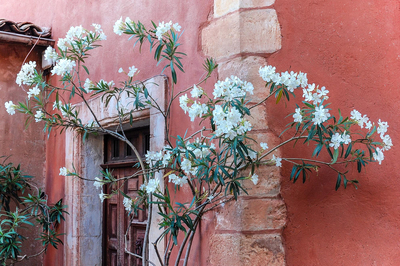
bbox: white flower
[52,100,62,110]
[173,23,181,32]
[92,23,102,32]
[190,84,203,98]
[34,110,44,122]
[272,155,282,167]
[146,178,160,193]
[181,158,194,175]
[125,17,133,26]
[66,25,84,39]
[44,46,58,65]
[59,167,68,176]
[123,197,133,212]
[259,65,276,82]
[350,109,362,121]
[382,134,393,151]
[51,58,76,76]
[5,101,17,115]
[84,78,94,93]
[373,147,384,165]
[118,67,124,73]
[179,94,190,113]
[27,85,41,99]
[168,174,188,187]
[317,86,329,98]
[297,72,308,87]
[99,191,107,202]
[145,150,163,167]
[329,133,343,150]
[250,174,259,185]
[365,121,373,130]
[156,21,172,40]
[293,108,302,123]
[98,31,107,41]
[377,119,389,137]
[57,38,69,51]
[93,177,103,190]
[128,65,138,77]
[188,102,207,121]
[113,17,125,35]
[312,106,330,125]
[248,150,257,160]
[16,61,36,86]
[260,142,269,150]
[342,132,351,145]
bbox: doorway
[102,127,150,266]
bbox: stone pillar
[202,1,286,265]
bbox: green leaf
[335,173,341,191]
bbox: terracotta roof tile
[0,19,51,38]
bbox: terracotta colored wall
[267,1,400,265]
[0,43,47,265]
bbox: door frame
[63,75,167,266]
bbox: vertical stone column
[202,2,287,265]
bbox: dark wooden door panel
[103,128,149,266]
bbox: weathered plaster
[64,75,167,266]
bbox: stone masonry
[202,1,286,265]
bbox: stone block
[215,198,286,231]
[209,233,285,266]
[202,9,281,60]
[242,165,281,197]
[214,0,276,18]
[247,105,268,130]
[217,56,271,101]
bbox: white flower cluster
[350,110,372,130]
[312,106,331,125]
[293,108,302,123]
[141,178,160,193]
[272,154,282,167]
[350,109,392,164]
[213,105,252,140]
[16,61,36,86]
[51,58,76,76]
[128,65,138,77]
[145,150,163,167]
[44,46,59,65]
[168,174,188,187]
[329,132,351,150]
[27,85,41,99]
[191,84,203,98]
[123,197,133,212]
[34,110,44,122]
[213,76,254,101]
[155,21,181,40]
[84,78,95,93]
[58,24,106,51]
[302,84,329,105]
[259,65,308,92]
[5,101,17,115]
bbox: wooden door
[102,128,149,266]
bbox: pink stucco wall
[1,1,214,265]
[1,1,400,265]
[0,43,47,266]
